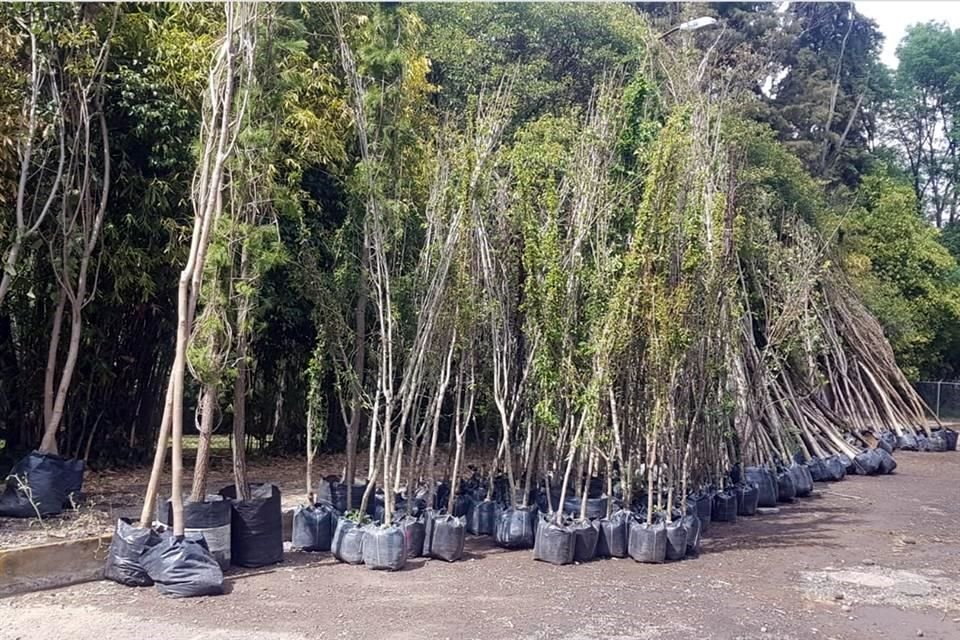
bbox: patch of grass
[182,434,232,452]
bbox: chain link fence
[914,381,960,421]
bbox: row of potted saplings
[290,446,887,571]
[102,444,899,595]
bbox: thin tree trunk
[305,403,315,501]
[232,350,250,500]
[190,383,217,501]
[43,292,67,430]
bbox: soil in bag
[596,509,631,558]
[156,495,232,569]
[745,466,778,507]
[494,505,537,549]
[322,481,374,516]
[922,431,948,452]
[373,493,421,525]
[399,514,425,557]
[942,429,958,451]
[875,448,897,474]
[807,458,826,482]
[559,496,608,520]
[628,519,667,564]
[694,491,713,533]
[682,513,701,556]
[62,457,85,507]
[897,433,919,451]
[0,451,70,517]
[533,518,575,566]
[142,533,224,598]
[776,470,796,502]
[712,491,737,522]
[664,519,688,561]
[362,525,407,571]
[332,517,365,564]
[425,510,465,562]
[219,483,282,567]
[104,518,163,587]
[876,433,895,453]
[572,519,599,562]
[790,463,813,497]
[824,455,847,481]
[452,493,473,518]
[736,484,759,516]
[466,499,496,536]
[292,503,338,551]
[432,482,451,511]
[852,449,881,475]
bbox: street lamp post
[659,16,718,39]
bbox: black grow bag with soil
[897,433,919,451]
[790,463,813,497]
[876,433,895,453]
[851,449,881,475]
[466,500,496,536]
[362,525,407,571]
[156,495,232,569]
[628,519,666,564]
[372,493,423,525]
[323,481,375,516]
[682,513,701,556]
[694,491,713,532]
[494,505,537,550]
[104,518,163,587]
[665,519,688,561]
[807,458,827,482]
[62,457,85,506]
[533,518,575,566]
[142,534,224,598]
[0,451,74,517]
[837,454,853,474]
[712,491,737,523]
[922,431,949,452]
[736,484,759,516]
[399,514,425,557]
[596,509,631,558]
[451,493,473,518]
[424,510,465,562]
[745,466,777,508]
[572,519,599,562]
[559,496,608,520]
[292,503,338,551]
[332,517,365,564]
[776,471,796,502]
[940,429,958,451]
[875,448,897,474]
[218,483,282,568]
[824,455,847,481]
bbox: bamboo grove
[0,3,952,534]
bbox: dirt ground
[1,451,959,640]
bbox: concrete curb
[0,509,296,598]
[0,533,113,598]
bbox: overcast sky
[857,1,960,67]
